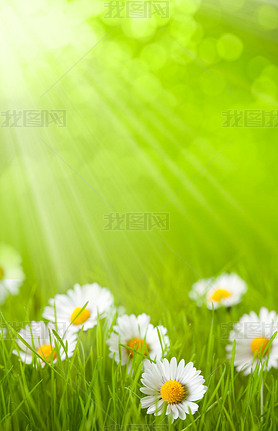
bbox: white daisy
[140,358,207,421]
[189,273,247,309]
[43,283,114,333]
[13,321,77,367]
[107,313,169,368]
[0,244,25,304]
[226,307,278,375]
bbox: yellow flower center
[210,288,231,302]
[160,380,186,404]
[70,307,91,325]
[250,337,270,357]
[37,344,57,361]
[126,337,149,357]
[0,266,4,281]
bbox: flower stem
[260,378,263,422]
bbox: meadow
[1,0,278,429]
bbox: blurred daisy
[13,321,77,367]
[107,313,169,367]
[189,273,247,309]
[140,358,207,421]
[0,244,25,304]
[226,307,278,375]
[43,283,114,332]
[0,325,7,339]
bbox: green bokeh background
[1,0,278,318]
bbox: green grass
[1,0,278,429]
[1,264,278,431]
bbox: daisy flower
[226,307,278,375]
[0,244,25,304]
[189,273,247,309]
[13,321,77,367]
[140,358,207,421]
[43,283,114,333]
[107,313,169,368]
